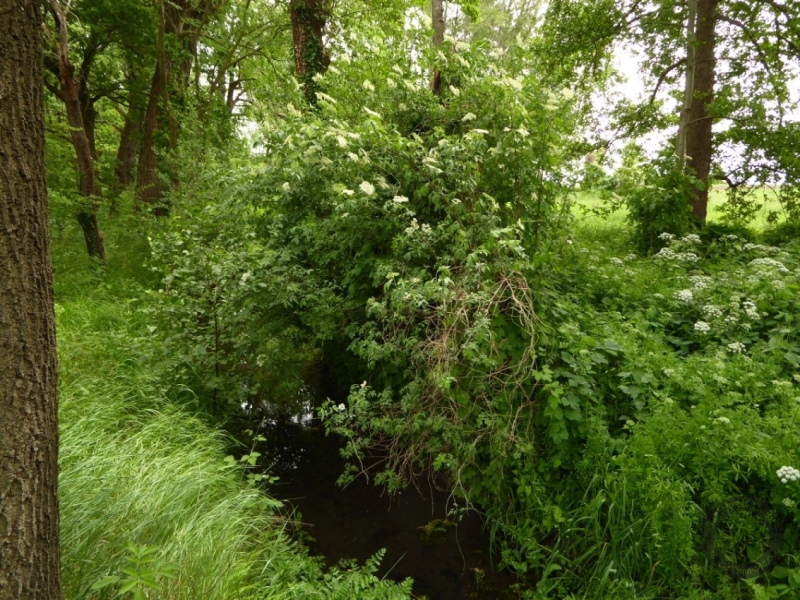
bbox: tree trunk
[137,60,171,214]
[0,2,62,599]
[685,0,718,224]
[136,0,179,215]
[48,0,106,262]
[431,0,446,96]
[113,103,143,192]
[675,0,696,166]
[290,0,328,105]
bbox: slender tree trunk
[685,0,718,224]
[136,0,179,215]
[675,0,697,166]
[137,61,170,213]
[290,0,328,105]
[0,2,62,598]
[431,0,446,96]
[48,0,106,262]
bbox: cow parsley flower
[682,234,701,244]
[702,305,722,319]
[658,232,675,241]
[675,289,694,303]
[690,276,713,289]
[694,321,710,334]
[742,300,760,320]
[727,342,746,353]
[750,257,789,273]
[610,257,624,265]
[777,466,800,484]
[392,195,409,204]
[655,247,676,260]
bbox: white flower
[662,368,675,377]
[610,257,624,265]
[750,257,789,273]
[658,232,675,241]
[449,85,460,96]
[392,195,409,204]
[362,79,375,92]
[742,300,760,320]
[724,315,739,324]
[702,305,723,319]
[341,189,355,196]
[337,403,346,411]
[714,416,731,425]
[282,182,291,192]
[675,289,694,303]
[679,252,699,263]
[239,271,252,286]
[654,247,676,260]
[690,276,713,289]
[777,466,800,483]
[727,342,746,353]
[386,77,397,89]
[653,293,665,300]
[783,498,795,507]
[625,254,637,261]
[359,181,375,196]
[682,234,701,244]
[462,112,477,122]
[694,321,710,334]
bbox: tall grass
[55,216,412,600]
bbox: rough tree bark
[685,0,718,224]
[290,0,329,105]
[48,0,106,262]
[0,1,63,598]
[431,0,446,96]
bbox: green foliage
[91,543,177,600]
[54,218,413,600]
[620,155,699,253]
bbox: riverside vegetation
[42,3,800,599]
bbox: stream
[255,401,516,599]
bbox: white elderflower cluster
[714,416,731,425]
[625,254,637,261]
[742,300,760,320]
[359,180,376,196]
[610,257,624,265]
[658,232,675,241]
[675,289,694,303]
[682,234,702,244]
[777,466,800,484]
[654,248,699,262]
[723,234,740,242]
[783,498,795,508]
[727,342,746,353]
[724,314,739,324]
[750,257,789,273]
[702,305,723,319]
[694,321,711,334]
[689,276,713,289]
[773,279,787,289]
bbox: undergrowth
[54,217,413,600]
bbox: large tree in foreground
[0,1,62,598]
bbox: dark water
[256,406,516,599]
